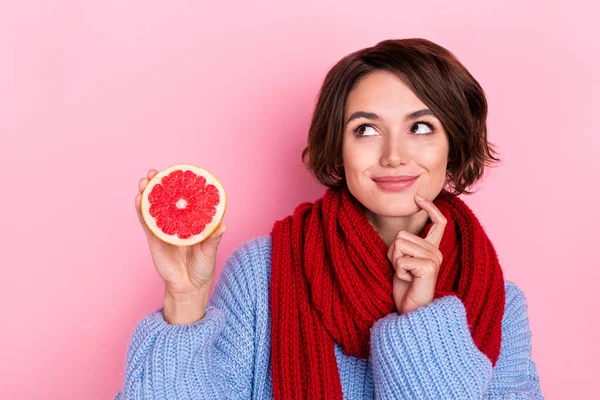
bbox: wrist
[163,289,209,325]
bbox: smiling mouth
[372,176,418,191]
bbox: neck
[363,206,430,247]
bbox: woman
[116,38,543,399]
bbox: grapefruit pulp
[141,164,226,246]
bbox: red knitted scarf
[270,185,505,399]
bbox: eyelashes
[352,121,436,137]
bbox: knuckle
[425,260,437,272]
[436,250,443,264]
[394,258,406,269]
[393,255,403,266]
[396,267,407,279]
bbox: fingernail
[415,194,425,201]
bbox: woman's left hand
[387,194,447,314]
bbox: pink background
[1,0,597,398]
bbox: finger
[388,237,419,272]
[391,237,416,280]
[387,240,394,262]
[395,256,437,289]
[392,237,437,261]
[196,223,228,262]
[198,222,227,246]
[139,177,149,193]
[387,234,415,263]
[140,169,159,193]
[393,258,414,282]
[398,258,437,314]
[392,251,424,282]
[395,256,437,278]
[135,192,155,239]
[388,241,410,268]
[211,222,227,238]
[415,195,447,248]
[395,230,443,266]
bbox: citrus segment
[141,164,226,246]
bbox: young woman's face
[342,70,449,217]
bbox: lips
[372,175,419,183]
[372,175,419,192]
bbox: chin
[378,204,421,217]
[364,197,421,218]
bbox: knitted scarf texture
[270,185,505,399]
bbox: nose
[380,135,410,168]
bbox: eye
[353,124,378,137]
[411,121,435,135]
[353,121,436,137]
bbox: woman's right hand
[134,169,228,298]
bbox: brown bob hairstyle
[301,38,501,196]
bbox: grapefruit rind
[141,163,227,246]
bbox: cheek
[343,142,376,171]
[423,151,447,170]
[419,141,448,171]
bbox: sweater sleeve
[113,239,261,400]
[368,281,544,400]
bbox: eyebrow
[345,108,435,126]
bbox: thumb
[199,223,227,251]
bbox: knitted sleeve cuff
[484,282,544,399]
[139,304,226,347]
[119,304,229,399]
[369,295,493,399]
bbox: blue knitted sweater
[115,235,543,399]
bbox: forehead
[344,70,427,119]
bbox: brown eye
[354,124,377,137]
[411,121,435,135]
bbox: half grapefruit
[141,164,226,246]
